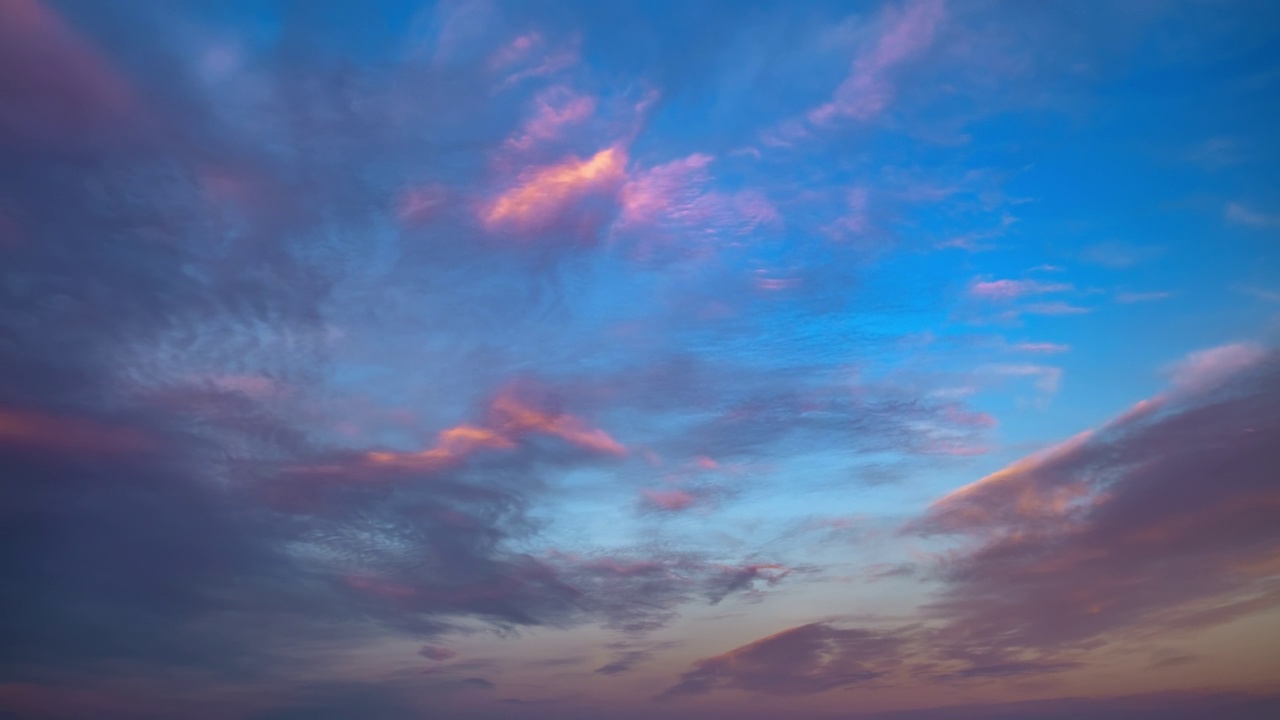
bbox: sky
[1,0,1279,718]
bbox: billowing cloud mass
[3,0,1279,718]
[911,346,1280,653]
[663,347,1280,698]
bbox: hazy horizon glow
[2,1,1279,718]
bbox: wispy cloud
[1011,341,1071,354]
[1225,202,1280,228]
[504,85,596,152]
[970,278,1072,301]
[1116,290,1173,303]
[808,0,947,126]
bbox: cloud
[981,363,1063,394]
[546,553,793,632]
[1239,286,1280,303]
[808,0,947,126]
[490,31,580,90]
[5,2,1268,717]
[969,279,1071,301]
[640,488,698,511]
[1116,291,1173,304]
[482,146,627,232]
[397,184,449,225]
[660,623,908,697]
[666,349,1280,700]
[316,387,625,478]
[419,645,459,661]
[594,644,671,676]
[1011,342,1070,354]
[1225,202,1280,228]
[1021,301,1091,316]
[908,345,1280,652]
[0,407,153,456]
[0,0,145,148]
[1080,242,1164,268]
[614,153,780,260]
[1166,342,1266,393]
[504,85,596,152]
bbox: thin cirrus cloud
[808,0,947,126]
[503,85,597,152]
[1012,341,1071,354]
[1225,202,1280,228]
[969,278,1073,301]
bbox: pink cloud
[489,31,544,71]
[969,278,1071,301]
[1167,342,1265,393]
[0,0,146,146]
[1022,301,1090,316]
[808,0,946,126]
[397,184,449,225]
[615,153,780,256]
[289,387,624,482]
[0,407,153,456]
[490,31,579,90]
[1012,342,1070,354]
[505,86,596,152]
[693,455,719,470]
[641,488,697,511]
[207,374,284,399]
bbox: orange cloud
[488,392,626,455]
[351,389,624,475]
[923,430,1095,533]
[482,146,626,231]
[364,424,516,472]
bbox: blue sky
[1,1,1279,718]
